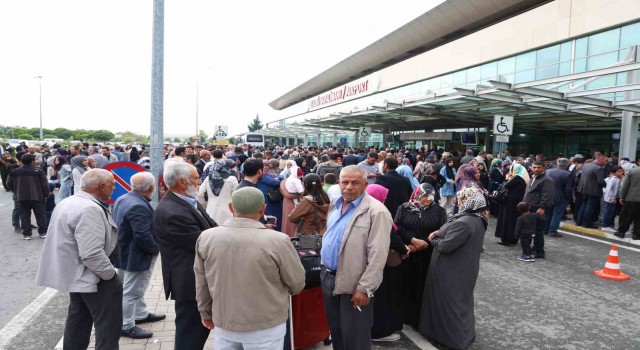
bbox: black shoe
[534,253,545,259]
[614,232,626,239]
[632,235,640,240]
[135,312,166,324]
[121,326,153,339]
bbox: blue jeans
[602,201,616,228]
[547,200,568,234]
[577,195,600,227]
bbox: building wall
[377,0,640,92]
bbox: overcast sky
[0,0,443,138]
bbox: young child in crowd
[323,173,336,193]
[602,165,624,232]
[514,202,545,262]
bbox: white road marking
[0,288,57,348]
[401,325,438,350]
[55,336,63,349]
[558,229,640,253]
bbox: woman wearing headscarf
[419,185,488,350]
[420,164,443,204]
[258,160,283,231]
[397,163,419,190]
[367,184,409,342]
[295,157,310,176]
[394,183,447,329]
[476,162,490,190]
[128,146,140,163]
[70,156,88,195]
[280,160,303,237]
[439,158,457,215]
[197,159,238,225]
[53,156,73,201]
[495,163,529,245]
[288,174,329,236]
[488,159,507,216]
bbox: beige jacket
[331,193,392,296]
[194,218,305,332]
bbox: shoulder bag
[294,204,322,250]
[489,182,509,204]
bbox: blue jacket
[439,166,457,197]
[113,191,159,271]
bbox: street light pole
[34,76,43,140]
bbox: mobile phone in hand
[265,216,276,225]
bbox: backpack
[317,162,342,178]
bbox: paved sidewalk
[83,262,335,350]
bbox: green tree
[228,136,239,145]
[52,127,74,140]
[18,134,33,140]
[90,129,115,141]
[198,130,208,143]
[173,137,181,143]
[247,114,263,132]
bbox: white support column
[303,134,308,147]
[620,46,640,161]
[354,131,359,148]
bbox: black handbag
[294,205,322,250]
[489,183,509,204]
[267,186,283,202]
[293,247,321,289]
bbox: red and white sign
[307,73,380,111]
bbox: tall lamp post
[34,76,43,140]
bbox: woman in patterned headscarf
[394,183,447,329]
[197,159,238,225]
[495,163,529,245]
[419,185,488,350]
[488,158,506,216]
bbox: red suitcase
[290,287,331,349]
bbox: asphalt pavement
[0,186,639,349]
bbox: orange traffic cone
[594,245,630,281]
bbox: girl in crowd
[288,174,329,237]
[54,156,73,201]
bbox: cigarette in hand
[356,306,362,312]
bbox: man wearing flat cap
[195,187,305,349]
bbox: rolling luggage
[285,239,331,349]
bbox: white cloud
[0,0,443,138]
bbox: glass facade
[267,21,640,148]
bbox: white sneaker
[372,333,401,342]
[601,227,616,232]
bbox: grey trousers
[122,256,157,330]
[320,269,374,350]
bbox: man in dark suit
[523,161,555,259]
[375,157,413,216]
[113,172,165,339]
[576,156,607,228]
[195,150,211,176]
[155,161,217,350]
[7,154,49,240]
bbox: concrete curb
[560,223,640,249]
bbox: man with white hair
[321,165,392,350]
[36,169,121,349]
[155,161,217,349]
[113,172,165,339]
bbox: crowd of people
[2,138,639,349]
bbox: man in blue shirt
[321,165,392,350]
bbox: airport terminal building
[263,0,640,160]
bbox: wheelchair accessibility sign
[494,115,513,136]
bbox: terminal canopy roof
[268,58,640,136]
